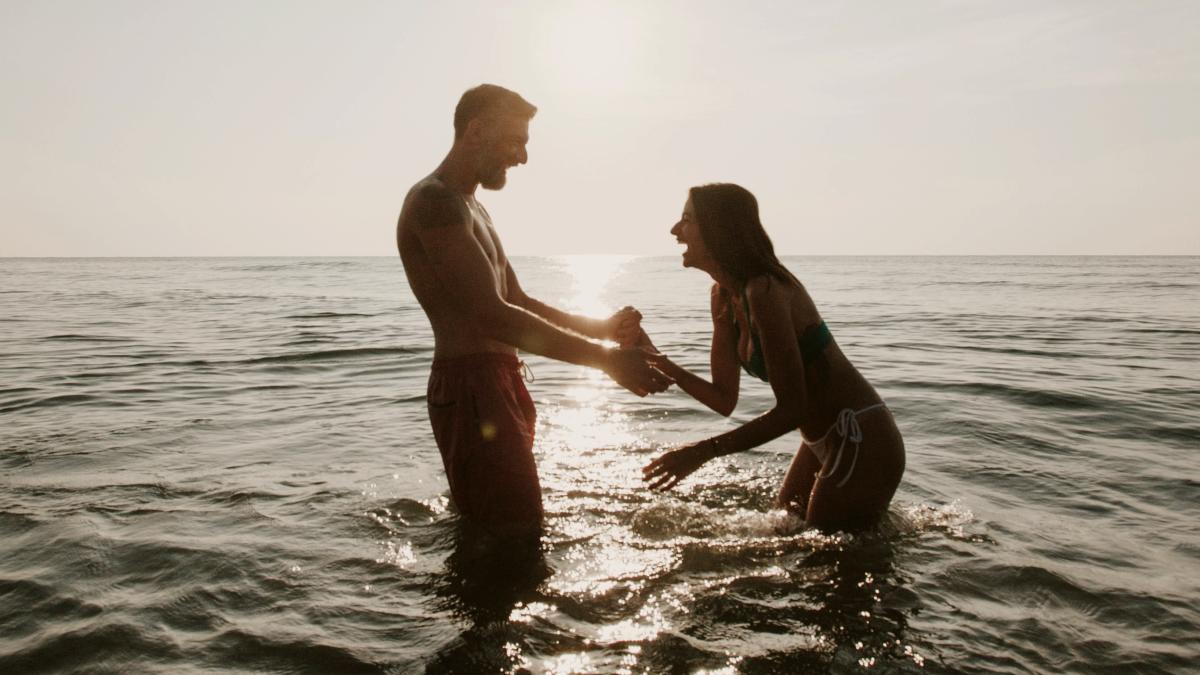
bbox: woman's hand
[610,306,658,352]
[605,306,642,345]
[642,442,713,491]
[644,350,677,377]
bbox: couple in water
[397,85,904,538]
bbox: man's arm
[505,264,630,341]
[412,185,669,395]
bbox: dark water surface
[1,256,1197,673]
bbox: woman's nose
[670,221,682,237]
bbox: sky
[2,0,1198,256]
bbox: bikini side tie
[817,407,866,488]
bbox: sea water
[1,256,1197,673]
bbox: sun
[540,3,647,95]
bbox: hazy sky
[2,0,1198,256]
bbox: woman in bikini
[632,183,905,532]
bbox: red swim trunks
[427,353,541,529]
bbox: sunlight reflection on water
[513,255,889,673]
[557,254,636,317]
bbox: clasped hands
[599,306,670,397]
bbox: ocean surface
[1,255,1197,674]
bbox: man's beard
[479,164,507,190]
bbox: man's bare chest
[467,208,507,283]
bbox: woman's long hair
[690,183,799,290]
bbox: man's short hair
[453,84,537,139]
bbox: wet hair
[453,84,537,139]
[689,183,799,290]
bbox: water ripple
[0,256,1197,673]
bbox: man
[396,84,670,536]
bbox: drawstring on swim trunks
[518,360,535,384]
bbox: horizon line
[2,253,1198,260]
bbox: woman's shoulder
[743,274,791,304]
[745,274,816,321]
[709,282,732,318]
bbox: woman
[630,183,904,532]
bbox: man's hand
[642,442,713,491]
[602,347,672,397]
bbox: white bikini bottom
[804,403,889,488]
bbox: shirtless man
[396,84,670,536]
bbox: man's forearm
[482,300,610,369]
[520,296,608,341]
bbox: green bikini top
[729,289,833,382]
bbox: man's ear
[462,117,488,145]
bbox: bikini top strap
[739,283,754,325]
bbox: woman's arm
[644,277,808,490]
[645,284,741,416]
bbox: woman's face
[670,196,713,270]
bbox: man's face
[475,114,530,190]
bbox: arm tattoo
[414,184,468,231]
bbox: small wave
[41,334,135,343]
[1145,425,1200,445]
[237,384,302,393]
[893,380,1104,411]
[958,344,1091,359]
[13,481,201,504]
[0,393,110,414]
[926,280,1025,287]
[0,510,40,533]
[60,372,120,380]
[1127,327,1200,336]
[244,346,415,365]
[284,312,376,320]
[0,577,104,627]
[0,621,180,672]
[367,497,445,529]
[891,501,975,536]
[209,628,382,673]
[216,262,298,272]
[203,488,288,505]
[628,501,844,547]
[283,337,338,347]
[628,500,978,546]
[1125,282,1200,290]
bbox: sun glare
[560,254,634,317]
[540,4,646,95]
[533,255,642,457]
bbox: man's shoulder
[405,177,470,231]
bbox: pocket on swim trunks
[426,374,462,409]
